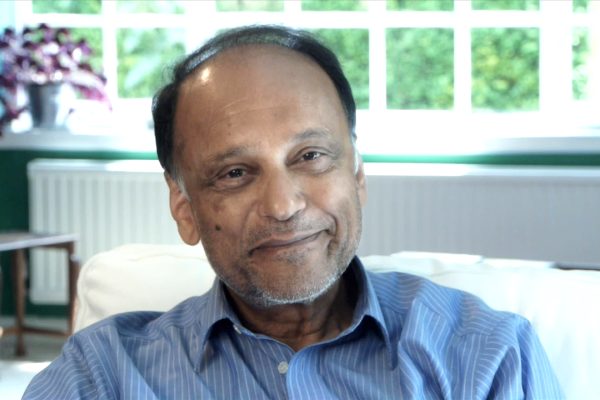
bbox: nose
[257,171,306,221]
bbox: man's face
[170,45,366,307]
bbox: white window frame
[3,0,600,155]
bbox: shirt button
[277,361,289,374]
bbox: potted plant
[0,23,109,135]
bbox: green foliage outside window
[387,29,454,109]
[573,0,589,12]
[117,29,185,98]
[311,29,369,109]
[302,0,367,11]
[573,28,590,100]
[28,0,592,111]
[471,28,539,111]
[471,0,538,10]
[216,0,283,12]
[32,0,101,13]
[387,0,453,11]
[70,28,103,72]
[116,0,185,14]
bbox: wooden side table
[0,232,79,356]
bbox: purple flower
[1,23,109,133]
[78,62,92,72]
[22,40,37,50]
[77,39,92,56]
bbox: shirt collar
[347,256,397,368]
[196,256,395,366]
[197,277,242,351]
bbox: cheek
[309,177,362,232]
[210,203,225,232]
[314,174,358,208]
[194,194,250,239]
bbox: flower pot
[26,83,74,130]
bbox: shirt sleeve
[488,317,564,400]
[22,336,102,400]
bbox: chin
[244,259,346,308]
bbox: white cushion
[74,243,215,332]
[75,245,600,399]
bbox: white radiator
[357,163,600,264]
[28,159,179,304]
[28,159,600,304]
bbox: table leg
[67,244,80,335]
[12,249,27,356]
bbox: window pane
[32,0,101,14]
[117,29,185,98]
[302,0,367,11]
[573,28,590,100]
[472,0,539,10]
[574,0,589,12]
[117,0,185,14]
[387,0,453,11]
[311,29,369,109]
[216,0,283,12]
[70,28,103,72]
[386,29,454,109]
[471,28,539,111]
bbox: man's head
[152,25,366,308]
[153,25,357,181]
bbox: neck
[227,271,357,352]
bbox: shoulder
[81,294,204,335]
[23,295,211,399]
[367,271,563,397]
[368,270,523,338]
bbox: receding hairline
[179,43,333,96]
[171,43,352,173]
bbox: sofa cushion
[74,243,215,332]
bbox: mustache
[246,217,332,249]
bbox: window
[5,0,600,154]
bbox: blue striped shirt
[24,257,563,399]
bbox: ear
[354,156,367,207]
[165,173,201,245]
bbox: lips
[250,231,322,254]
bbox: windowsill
[2,127,600,157]
[0,128,157,153]
[360,135,600,156]
[354,109,600,156]
[2,106,600,157]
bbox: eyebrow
[209,129,334,159]
[203,146,250,176]
[292,128,334,143]
[294,128,343,155]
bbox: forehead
[181,44,340,104]
[173,45,350,161]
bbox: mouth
[250,231,322,255]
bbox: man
[24,25,562,399]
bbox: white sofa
[75,244,600,399]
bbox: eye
[226,168,245,179]
[302,151,322,161]
[211,166,252,191]
[295,149,334,175]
